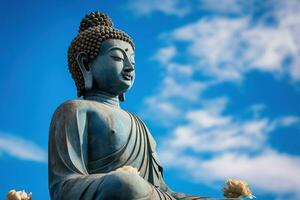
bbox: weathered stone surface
[49,11,214,200]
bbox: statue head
[68,12,135,98]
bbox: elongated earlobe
[119,93,125,102]
[76,52,93,91]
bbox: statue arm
[48,101,108,199]
[142,122,174,193]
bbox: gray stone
[48,12,210,200]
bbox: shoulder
[50,100,94,130]
[52,99,113,119]
[55,99,87,112]
[51,99,92,120]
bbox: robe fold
[48,101,208,200]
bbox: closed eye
[110,55,124,62]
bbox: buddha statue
[48,12,209,200]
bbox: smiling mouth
[122,72,133,81]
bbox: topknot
[79,11,113,33]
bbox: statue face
[89,39,135,95]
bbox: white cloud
[186,110,231,129]
[140,0,300,198]
[159,77,206,101]
[185,98,231,129]
[278,116,300,127]
[127,0,251,17]
[156,0,300,83]
[127,0,191,17]
[153,46,194,77]
[162,149,300,199]
[159,101,300,197]
[197,0,247,15]
[146,71,300,198]
[143,96,182,124]
[169,14,300,82]
[248,104,266,118]
[200,149,300,194]
[165,97,300,153]
[142,78,208,126]
[152,45,177,65]
[271,116,300,129]
[0,133,47,163]
[132,0,300,82]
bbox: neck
[83,90,120,108]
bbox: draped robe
[48,100,208,200]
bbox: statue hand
[116,165,140,175]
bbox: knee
[99,171,152,200]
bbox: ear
[76,52,93,91]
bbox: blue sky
[0,0,300,199]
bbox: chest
[87,105,132,162]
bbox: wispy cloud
[134,0,300,83]
[163,98,300,153]
[197,0,248,15]
[161,148,300,199]
[151,0,300,83]
[159,97,300,198]
[127,0,191,17]
[130,0,300,83]
[169,14,300,83]
[0,132,47,163]
[152,45,176,65]
[152,45,194,77]
[127,0,252,17]
[140,0,300,198]
[141,76,208,126]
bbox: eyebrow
[105,46,135,57]
[105,46,124,54]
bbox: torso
[55,99,165,188]
[71,100,132,164]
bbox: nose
[123,65,134,73]
[123,56,134,72]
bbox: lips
[122,72,133,81]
